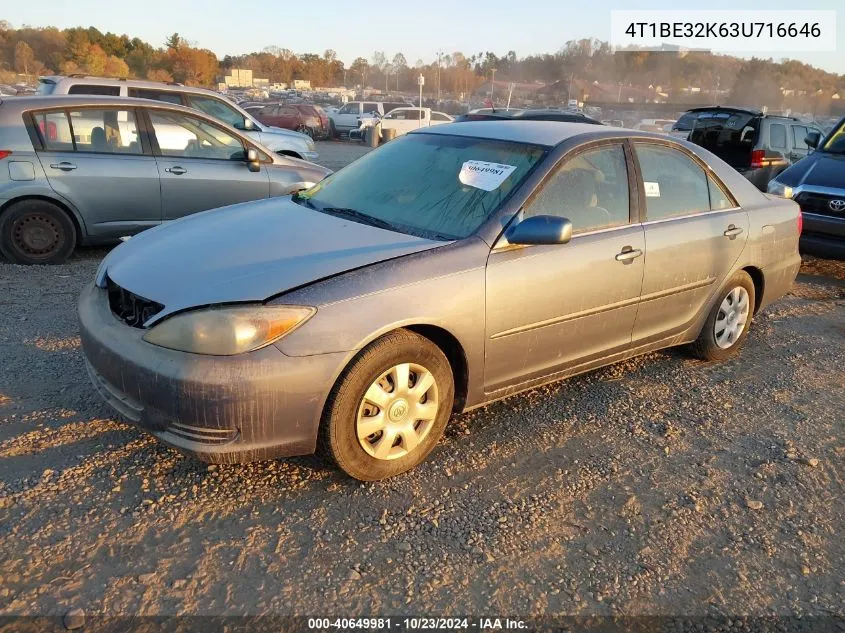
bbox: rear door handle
[165,166,187,175]
[723,225,744,238]
[49,162,77,171]
[615,248,643,262]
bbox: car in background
[328,101,411,136]
[767,117,845,259]
[0,95,331,265]
[601,119,625,127]
[634,118,676,133]
[454,109,602,125]
[252,103,330,139]
[36,76,318,161]
[677,107,824,190]
[79,120,800,480]
[379,107,453,137]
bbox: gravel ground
[0,142,843,621]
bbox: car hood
[101,198,447,325]
[777,151,845,189]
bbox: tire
[296,125,314,139]
[319,329,454,481]
[328,120,338,139]
[0,199,76,265]
[689,271,756,362]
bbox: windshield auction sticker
[459,161,517,191]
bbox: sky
[5,0,844,75]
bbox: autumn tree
[14,41,34,76]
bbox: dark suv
[767,117,845,259]
[675,107,824,191]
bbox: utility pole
[436,50,443,104]
[490,68,497,105]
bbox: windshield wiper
[291,192,316,209]
[320,207,400,232]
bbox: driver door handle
[723,225,744,238]
[165,166,187,175]
[615,248,643,262]
[49,162,77,171]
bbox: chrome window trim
[640,206,742,228]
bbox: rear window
[687,110,759,168]
[68,84,121,96]
[769,123,787,149]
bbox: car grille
[794,192,845,219]
[106,277,163,328]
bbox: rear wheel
[0,199,76,265]
[690,271,755,361]
[319,329,454,481]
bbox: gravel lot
[0,141,843,622]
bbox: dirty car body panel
[79,121,801,464]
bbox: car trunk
[687,111,760,170]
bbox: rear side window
[128,88,183,105]
[68,109,140,154]
[363,102,380,114]
[68,84,120,96]
[708,174,734,210]
[769,123,787,149]
[32,111,74,151]
[634,144,710,220]
[36,81,56,95]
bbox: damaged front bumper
[77,283,345,464]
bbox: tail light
[797,211,803,235]
[750,149,766,168]
[0,150,12,160]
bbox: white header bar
[610,10,837,53]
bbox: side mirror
[246,148,260,172]
[506,215,573,245]
[804,131,820,149]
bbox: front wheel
[319,329,454,481]
[296,125,314,139]
[689,271,755,361]
[0,199,76,265]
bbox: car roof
[0,94,205,113]
[410,120,625,146]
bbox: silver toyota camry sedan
[79,120,802,480]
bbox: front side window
[431,112,450,121]
[69,109,140,153]
[634,143,710,220]
[769,123,787,149]
[338,103,357,115]
[186,95,247,129]
[363,102,380,114]
[295,133,545,240]
[68,84,120,96]
[128,88,183,105]
[148,111,246,161]
[524,144,630,233]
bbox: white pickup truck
[379,107,454,137]
[328,101,410,136]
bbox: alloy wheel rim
[356,362,439,461]
[714,286,750,349]
[12,213,62,258]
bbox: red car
[253,103,329,139]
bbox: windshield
[294,133,545,240]
[821,119,845,153]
